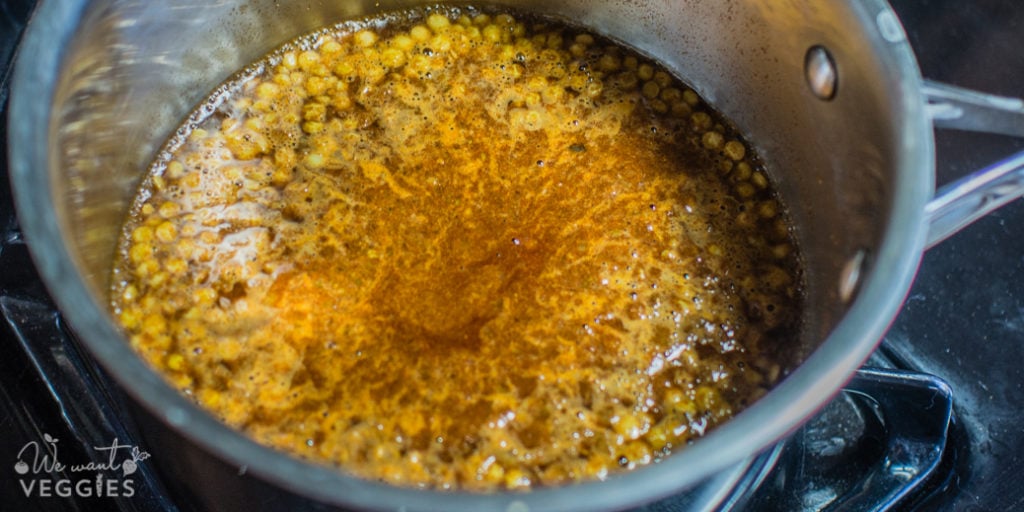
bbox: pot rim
[6,0,933,510]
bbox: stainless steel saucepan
[8,0,1024,510]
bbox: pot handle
[922,80,1024,248]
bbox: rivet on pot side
[805,46,837,101]
[839,249,868,303]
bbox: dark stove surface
[2,1,1023,511]
[885,0,1024,509]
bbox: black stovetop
[2,1,1023,511]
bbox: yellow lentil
[724,140,746,161]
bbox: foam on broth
[110,5,802,491]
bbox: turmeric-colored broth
[111,6,802,491]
